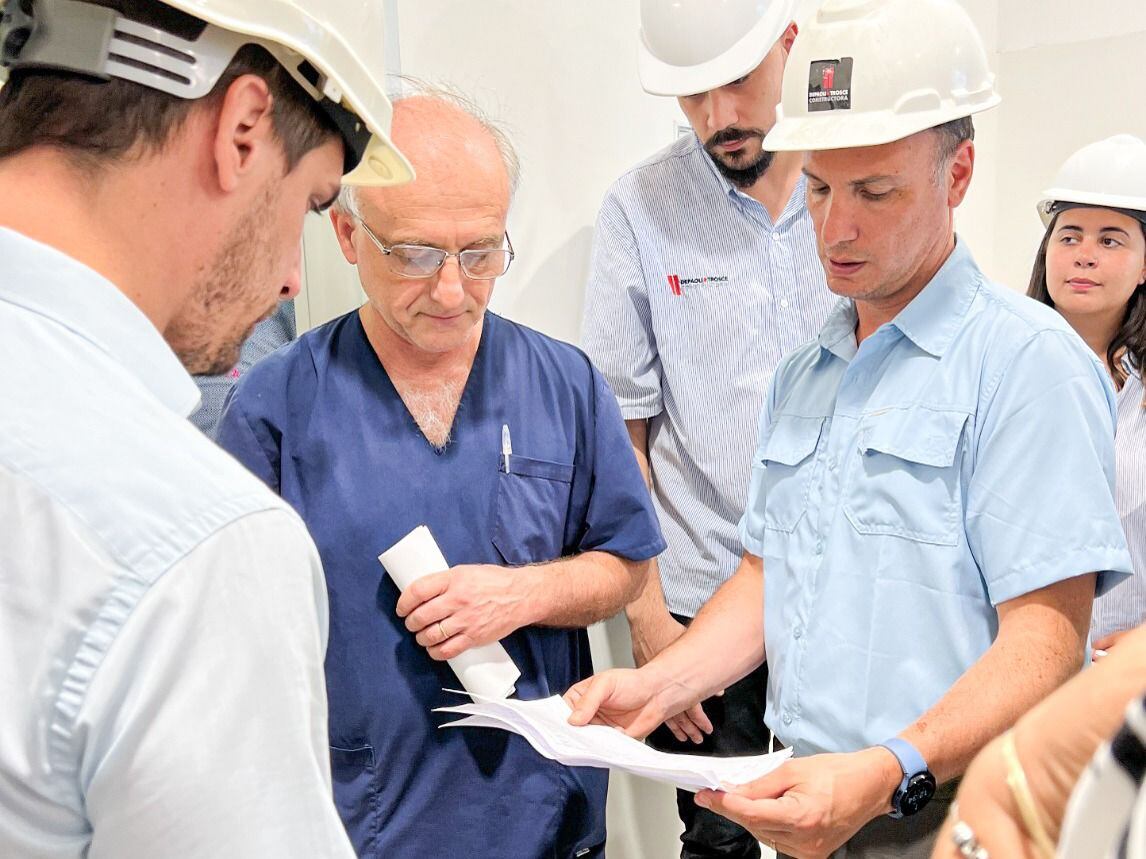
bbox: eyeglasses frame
[356,219,515,281]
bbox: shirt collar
[889,237,981,358]
[817,297,860,362]
[816,237,982,362]
[0,228,200,416]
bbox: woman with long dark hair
[1027,134,1146,653]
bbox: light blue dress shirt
[739,239,1132,757]
[583,133,835,617]
[0,228,353,858]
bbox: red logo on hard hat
[822,66,835,91]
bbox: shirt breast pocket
[493,455,575,566]
[843,408,969,546]
[760,415,825,533]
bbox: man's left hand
[694,747,901,859]
[395,564,533,659]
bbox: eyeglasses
[357,220,515,280]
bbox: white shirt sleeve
[75,508,355,859]
[581,190,664,420]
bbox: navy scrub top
[217,310,666,859]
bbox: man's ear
[329,206,360,265]
[211,74,278,194]
[947,138,976,209]
[781,21,799,55]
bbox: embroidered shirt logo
[666,273,730,296]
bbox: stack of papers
[437,692,792,792]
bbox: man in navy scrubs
[217,85,665,858]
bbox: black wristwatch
[877,738,936,818]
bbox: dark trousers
[647,613,770,859]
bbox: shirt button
[782,712,793,725]
[828,456,838,470]
[772,231,781,241]
[815,540,824,555]
[780,298,789,309]
[794,627,803,640]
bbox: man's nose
[819,195,860,249]
[281,250,303,300]
[706,89,739,135]
[430,257,467,308]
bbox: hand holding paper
[437,693,791,793]
[379,526,521,699]
[396,562,529,658]
[565,663,710,741]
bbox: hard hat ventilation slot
[296,59,322,90]
[114,27,194,65]
[107,50,190,86]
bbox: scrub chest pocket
[843,407,970,546]
[493,455,575,565]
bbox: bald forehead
[379,96,510,202]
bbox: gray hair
[932,115,976,184]
[336,77,521,217]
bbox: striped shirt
[1092,367,1146,641]
[582,133,835,617]
[191,301,296,439]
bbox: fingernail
[695,794,709,808]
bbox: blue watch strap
[878,737,928,779]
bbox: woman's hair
[1027,209,1146,393]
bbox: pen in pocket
[501,424,512,473]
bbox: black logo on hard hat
[808,58,854,112]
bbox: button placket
[781,431,827,746]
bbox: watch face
[899,772,937,817]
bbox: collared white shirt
[0,228,354,858]
[583,133,835,617]
[1092,366,1146,641]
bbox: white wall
[987,11,1146,292]
[294,3,1146,856]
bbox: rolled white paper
[379,525,520,699]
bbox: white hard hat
[1037,135,1146,227]
[638,0,797,97]
[764,0,1000,152]
[0,0,413,187]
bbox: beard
[167,185,282,376]
[703,127,775,189]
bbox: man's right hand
[628,610,714,743]
[564,664,712,742]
